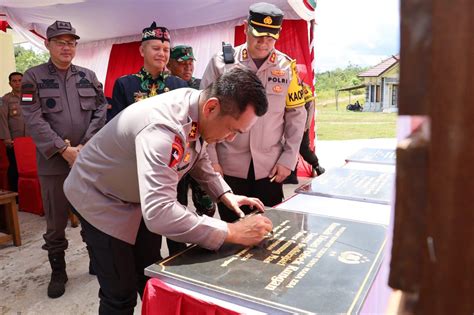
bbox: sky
[314,0,400,72]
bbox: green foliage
[14,46,49,73]
[314,64,369,100]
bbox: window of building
[392,85,398,106]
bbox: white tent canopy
[1,0,314,85]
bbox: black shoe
[283,174,299,184]
[47,253,68,298]
[47,269,68,298]
[312,165,325,177]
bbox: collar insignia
[188,122,198,139]
[269,52,276,63]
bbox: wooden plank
[398,0,432,115]
[416,0,474,313]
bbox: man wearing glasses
[20,20,107,299]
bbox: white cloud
[314,0,400,72]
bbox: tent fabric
[1,0,298,44]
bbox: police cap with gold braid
[248,2,284,40]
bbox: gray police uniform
[201,44,306,218]
[64,88,229,248]
[0,92,28,192]
[0,92,28,140]
[20,60,107,254]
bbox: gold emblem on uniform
[272,85,283,93]
[263,16,273,25]
[188,122,198,139]
[271,70,286,77]
[183,152,191,163]
[269,52,276,63]
[149,84,158,96]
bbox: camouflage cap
[170,45,196,62]
[46,21,80,40]
[248,2,284,40]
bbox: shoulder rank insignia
[269,52,276,63]
[242,48,248,60]
[169,136,184,168]
[188,122,198,139]
[286,60,305,109]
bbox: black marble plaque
[295,167,394,204]
[345,148,396,165]
[145,209,387,314]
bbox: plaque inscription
[145,209,387,314]
[345,148,396,165]
[296,167,394,204]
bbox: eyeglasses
[51,39,78,48]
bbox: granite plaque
[345,148,396,165]
[145,209,387,314]
[296,167,394,205]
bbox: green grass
[314,95,397,140]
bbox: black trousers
[299,129,320,167]
[218,160,284,223]
[76,211,162,315]
[6,146,18,192]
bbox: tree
[14,46,49,73]
[314,64,369,99]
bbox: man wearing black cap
[19,20,107,298]
[201,2,307,222]
[108,22,188,120]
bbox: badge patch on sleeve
[169,136,184,168]
[20,83,36,105]
[285,60,305,109]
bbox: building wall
[363,64,399,112]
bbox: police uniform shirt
[109,67,188,120]
[64,88,230,249]
[20,59,107,175]
[200,44,307,180]
[0,92,28,140]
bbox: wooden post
[391,0,474,313]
